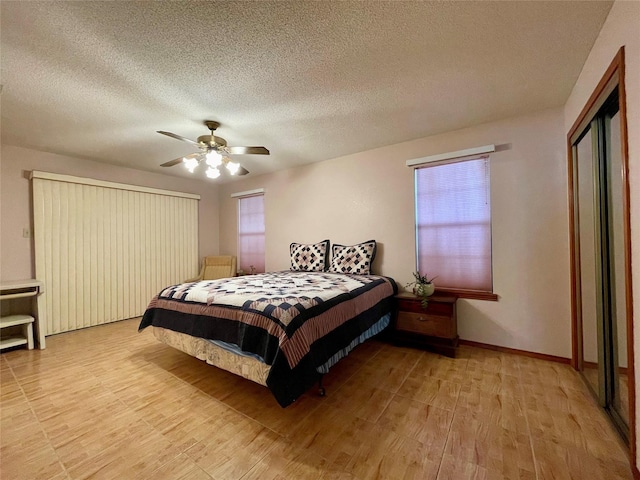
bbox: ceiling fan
[157,120,269,179]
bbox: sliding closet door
[570,84,631,442]
[606,109,629,428]
[574,127,601,398]
[32,172,200,334]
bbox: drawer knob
[417,316,428,322]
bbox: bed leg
[318,375,326,397]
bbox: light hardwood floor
[0,318,632,480]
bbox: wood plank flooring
[0,318,632,479]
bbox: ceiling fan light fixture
[226,161,241,175]
[205,150,222,167]
[183,157,199,173]
[158,120,269,176]
[206,167,221,179]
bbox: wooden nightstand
[393,292,458,357]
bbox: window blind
[238,194,265,273]
[31,171,199,334]
[415,157,492,291]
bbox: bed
[139,270,397,407]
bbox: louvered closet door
[32,172,200,335]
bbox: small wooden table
[392,292,458,357]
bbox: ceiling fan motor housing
[197,135,227,148]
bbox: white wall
[219,107,571,358]
[0,145,221,282]
[563,0,640,469]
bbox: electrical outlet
[22,228,31,238]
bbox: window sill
[435,288,498,301]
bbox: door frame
[567,47,634,460]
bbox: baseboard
[459,339,571,365]
[583,360,629,375]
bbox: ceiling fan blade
[157,130,200,146]
[227,146,270,155]
[160,157,184,168]
[160,152,200,167]
[237,166,250,176]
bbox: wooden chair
[187,256,237,281]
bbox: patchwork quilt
[139,271,397,406]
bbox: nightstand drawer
[397,298,454,316]
[396,311,453,338]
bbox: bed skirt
[152,326,270,386]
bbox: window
[415,156,493,296]
[237,193,265,274]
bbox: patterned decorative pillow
[290,240,330,272]
[329,240,377,275]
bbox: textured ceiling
[1,1,612,182]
